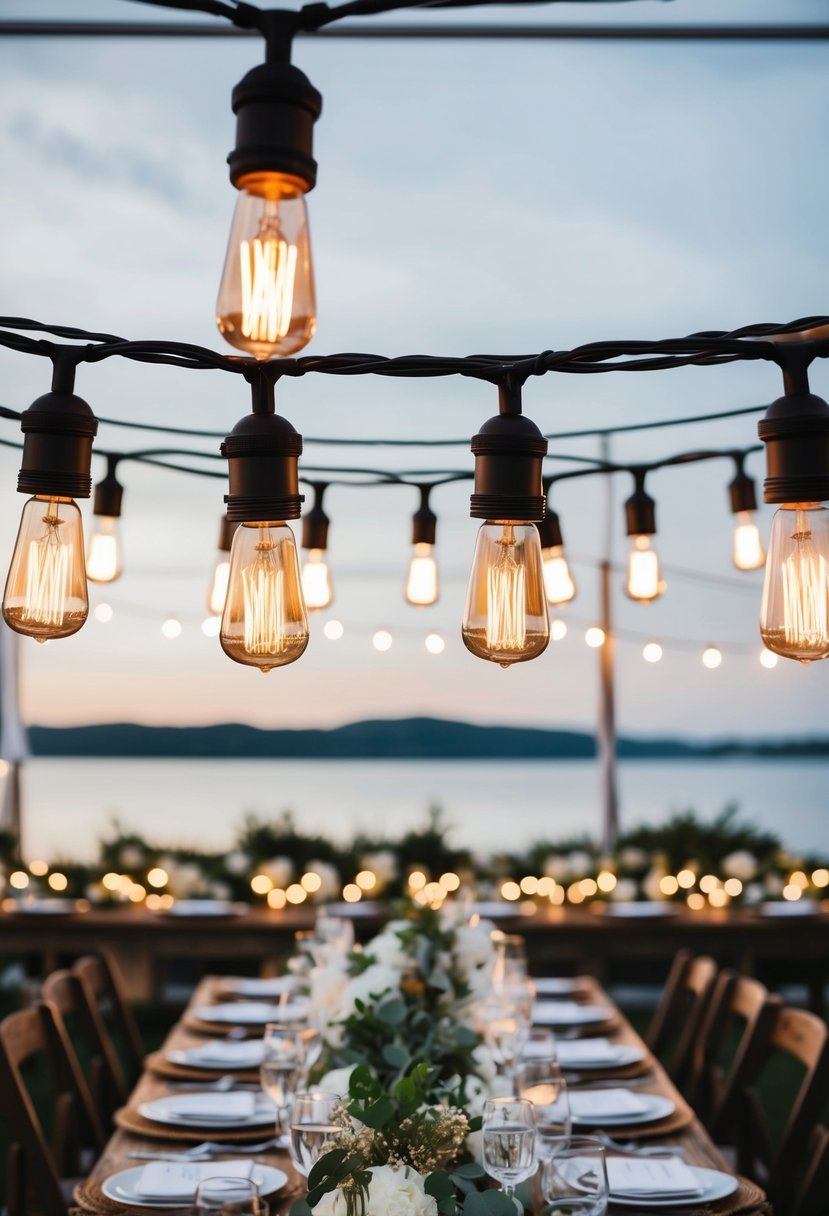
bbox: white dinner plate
[533,1002,610,1027]
[602,902,679,918]
[555,1042,646,1070]
[8,898,80,915]
[608,1165,738,1207]
[759,900,822,917]
[138,1094,276,1129]
[192,1001,307,1025]
[217,976,297,998]
[571,1092,675,1128]
[163,900,247,917]
[533,977,584,996]
[101,1164,288,1209]
[471,901,519,920]
[167,1041,266,1070]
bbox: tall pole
[598,435,619,852]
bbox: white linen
[135,1160,254,1200]
[172,1039,265,1068]
[157,1092,257,1121]
[555,1038,618,1066]
[568,1088,647,1120]
[606,1156,703,1198]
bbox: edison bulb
[220,521,309,672]
[302,548,334,611]
[462,521,549,667]
[626,535,663,603]
[86,515,122,583]
[405,542,439,606]
[3,496,88,641]
[541,544,576,605]
[760,503,829,663]
[207,553,231,616]
[216,173,315,359]
[732,510,765,571]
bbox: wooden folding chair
[685,969,781,1130]
[645,949,718,1087]
[72,950,144,1088]
[792,1125,829,1216]
[42,967,129,1122]
[0,1000,105,1216]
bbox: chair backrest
[686,969,781,1130]
[42,968,128,1121]
[646,950,718,1086]
[792,1124,829,1216]
[0,1000,105,1216]
[736,1004,829,1211]
[72,950,144,1087]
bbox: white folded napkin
[569,1088,647,1120]
[556,1038,619,1066]
[606,1156,703,1198]
[162,1091,257,1121]
[135,1159,254,1200]
[193,1002,284,1024]
[176,1039,266,1068]
[533,1001,605,1024]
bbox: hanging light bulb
[216,31,321,359]
[537,487,576,606]
[405,486,439,607]
[301,482,334,611]
[220,371,308,672]
[462,379,549,667]
[2,358,97,642]
[86,456,124,584]
[207,515,237,616]
[728,456,765,571]
[757,348,829,663]
[624,470,664,603]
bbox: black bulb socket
[228,61,322,191]
[93,464,124,518]
[625,480,656,538]
[412,487,437,546]
[218,514,238,553]
[17,390,98,499]
[759,391,829,504]
[536,507,564,550]
[222,412,304,522]
[302,485,330,551]
[728,467,758,516]
[470,413,548,522]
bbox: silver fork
[164,1076,261,1092]
[595,1133,688,1159]
[127,1134,287,1161]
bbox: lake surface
[15,756,828,861]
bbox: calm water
[16,757,829,861]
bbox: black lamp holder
[728,452,758,516]
[227,9,322,192]
[302,480,331,551]
[93,453,124,518]
[625,467,656,537]
[469,378,548,522]
[537,477,565,549]
[221,370,304,523]
[759,344,829,504]
[218,513,238,553]
[17,354,98,500]
[412,484,437,546]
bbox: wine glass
[482,1097,538,1212]
[515,1057,571,1157]
[289,1091,345,1176]
[541,1136,608,1215]
[194,1177,267,1215]
[260,1024,304,1133]
[316,913,354,956]
[524,1027,557,1061]
[481,996,531,1080]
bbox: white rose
[308,860,341,901]
[310,957,349,1044]
[340,963,401,1017]
[609,877,638,903]
[721,851,758,881]
[317,1064,355,1097]
[225,851,250,877]
[365,926,410,970]
[454,923,496,974]
[317,1165,437,1216]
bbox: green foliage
[617,805,780,869]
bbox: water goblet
[316,913,354,955]
[260,1023,305,1133]
[482,1097,538,1213]
[515,1057,571,1157]
[194,1177,267,1216]
[481,996,531,1081]
[289,1090,345,1177]
[541,1136,608,1215]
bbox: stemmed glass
[541,1136,608,1216]
[492,933,528,988]
[481,993,532,1082]
[515,1057,571,1159]
[289,1091,345,1177]
[481,1097,538,1213]
[194,1177,267,1215]
[316,913,355,956]
[259,1024,305,1134]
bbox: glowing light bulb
[626,535,663,603]
[220,521,309,672]
[3,496,88,641]
[760,504,829,663]
[86,516,122,583]
[373,629,393,652]
[405,542,439,606]
[702,646,722,669]
[216,174,315,359]
[323,619,344,641]
[732,510,766,571]
[462,522,549,667]
[760,648,778,669]
[643,641,663,663]
[550,618,567,641]
[585,626,606,649]
[425,632,445,654]
[207,554,231,616]
[301,548,334,611]
[541,544,576,605]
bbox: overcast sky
[0,0,827,736]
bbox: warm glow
[440,871,460,892]
[687,892,706,911]
[324,619,344,640]
[790,870,809,889]
[408,870,427,891]
[761,504,829,662]
[579,878,598,897]
[342,883,362,903]
[268,888,287,910]
[708,888,729,908]
[732,511,765,571]
[147,867,168,889]
[86,516,122,583]
[162,618,182,640]
[405,543,439,606]
[536,876,556,897]
[699,874,719,894]
[356,869,376,891]
[301,871,322,893]
[251,874,273,895]
[643,642,663,663]
[373,629,393,652]
[207,556,231,616]
[550,618,567,641]
[626,534,663,603]
[9,871,29,889]
[677,869,696,889]
[500,880,521,902]
[463,522,549,667]
[811,868,829,888]
[702,647,722,669]
[520,875,538,895]
[566,882,585,904]
[659,875,679,896]
[783,882,803,901]
[220,522,309,673]
[146,894,164,911]
[425,632,445,655]
[47,872,68,891]
[201,616,220,637]
[724,878,743,897]
[541,545,576,605]
[3,496,88,641]
[94,602,114,624]
[597,870,617,893]
[102,872,121,892]
[286,883,307,904]
[29,860,48,877]
[760,648,778,669]
[302,549,334,611]
[549,885,565,906]
[585,626,606,649]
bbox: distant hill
[25,718,829,760]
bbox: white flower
[317,1064,355,1096]
[225,851,250,877]
[609,877,638,903]
[454,923,496,973]
[309,956,349,1044]
[307,859,341,901]
[340,963,401,1016]
[260,856,294,888]
[721,851,758,881]
[361,850,398,890]
[366,925,410,970]
[317,1165,438,1216]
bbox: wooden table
[76,975,769,1216]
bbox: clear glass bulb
[404,542,439,606]
[301,548,334,611]
[732,510,766,571]
[626,534,663,602]
[3,495,88,641]
[86,515,122,583]
[206,554,231,616]
[220,521,309,672]
[216,173,316,360]
[760,503,829,663]
[462,522,549,667]
[541,544,576,605]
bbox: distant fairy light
[585,627,606,649]
[324,619,344,641]
[425,633,445,654]
[642,642,663,663]
[760,649,778,669]
[702,646,722,669]
[94,603,113,623]
[373,629,393,652]
[201,616,220,638]
[162,618,182,640]
[550,618,567,641]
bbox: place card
[606,1156,703,1198]
[569,1088,647,1119]
[135,1159,254,1200]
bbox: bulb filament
[486,525,526,652]
[242,529,289,660]
[781,509,829,652]
[24,504,72,628]
[239,203,298,344]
